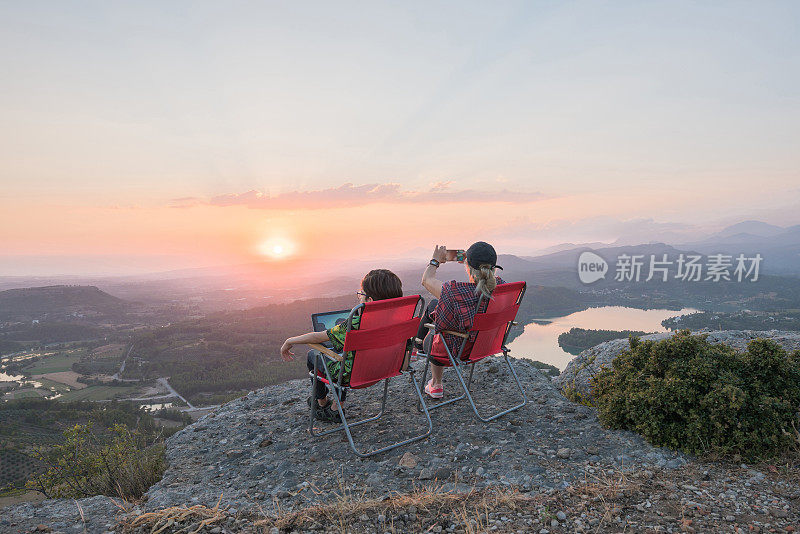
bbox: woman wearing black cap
[419,241,504,398]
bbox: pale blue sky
[2,1,798,199]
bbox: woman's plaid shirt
[432,276,505,357]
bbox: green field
[57,385,139,402]
[35,378,73,394]
[0,449,40,488]
[89,344,126,360]
[3,388,50,400]
[0,422,63,446]
[22,349,85,374]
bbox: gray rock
[1,357,693,529]
[434,467,453,480]
[399,452,419,468]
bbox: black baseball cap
[466,241,503,270]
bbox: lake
[507,306,698,371]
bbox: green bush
[592,330,800,461]
[26,423,165,499]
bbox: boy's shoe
[308,396,344,423]
[310,403,332,422]
[319,404,343,424]
[424,379,443,399]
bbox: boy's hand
[280,340,295,361]
[432,245,447,263]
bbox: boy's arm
[280,331,330,361]
[422,245,447,299]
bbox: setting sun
[257,237,295,259]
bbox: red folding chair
[307,295,432,457]
[417,281,527,422]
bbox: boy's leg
[415,298,438,347]
[307,350,348,408]
[307,350,330,406]
[333,388,347,404]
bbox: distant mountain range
[533,220,800,278]
[0,220,796,308]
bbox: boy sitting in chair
[280,269,404,423]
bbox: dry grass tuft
[117,495,229,534]
[564,464,642,530]
[255,483,537,533]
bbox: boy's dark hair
[361,269,403,301]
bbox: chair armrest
[308,344,343,362]
[442,329,469,339]
[423,322,469,339]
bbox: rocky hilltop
[556,329,800,403]
[3,345,799,533]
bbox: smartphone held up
[446,249,466,263]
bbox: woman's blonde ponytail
[470,264,497,299]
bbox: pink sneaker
[424,379,443,399]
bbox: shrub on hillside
[26,423,165,499]
[592,330,800,461]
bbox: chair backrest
[343,295,423,388]
[465,281,526,362]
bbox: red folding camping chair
[307,295,432,458]
[417,281,527,422]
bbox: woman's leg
[420,328,445,387]
[431,359,444,387]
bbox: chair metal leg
[340,370,433,458]
[451,350,527,422]
[416,344,526,422]
[310,377,389,438]
[415,354,430,413]
[311,366,432,457]
[309,356,321,435]
[416,353,466,412]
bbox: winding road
[110,342,135,381]
[110,342,221,412]
[156,377,194,409]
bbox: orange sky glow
[2,182,799,276]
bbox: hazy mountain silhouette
[0,285,126,315]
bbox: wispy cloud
[172,182,548,210]
[169,197,203,209]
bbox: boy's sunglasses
[356,291,368,298]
